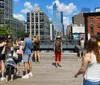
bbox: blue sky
[13,0,100,29]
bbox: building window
[36,17,38,22]
[90,27,94,34]
[90,18,93,24]
[97,23,100,28]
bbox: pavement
[0,52,83,85]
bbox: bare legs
[34,51,40,63]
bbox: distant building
[11,18,25,31]
[0,0,13,26]
[72,24,85,40]
[83,12,100,41]
[95,7,100,12]
[53,3,64,37]
[72,13,84,26]
[27,6,50,40]
[66,24,72,39]
[50,24,54,40]
[0,0,25,37]
[81,8,91,13]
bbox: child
[5,39,16,82]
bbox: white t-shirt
[84,52,100,82]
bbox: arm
[53,41,55,52]
[61,42,63,52]
[75,54,90,78]
[0,42,6,47]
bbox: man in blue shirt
[22,33,33,79]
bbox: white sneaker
[22,74,29,79]
[1,77,6,81]
[28,72,33,77]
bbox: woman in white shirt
[75,36,100,85]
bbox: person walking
[0,36,6,81]
[75,36,100,85]
[32,35,40,63]
[54,36,62,68]
[22,33,33,79]
[5,39,16,82]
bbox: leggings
[6,66,14,75]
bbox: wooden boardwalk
[0,52,83,85]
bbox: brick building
[83,12,100,41]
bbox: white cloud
[13,14,26,21]
[46,0,77,15]
[21,1,33,14]
[49,18,52,21]
[63,16,70,34]
[34,3,39,7]
[24,2,33,9]
[21,9,30,14]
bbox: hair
[35,35,40,43]
[86,36,100,63]
[24,33,29,38]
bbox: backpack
[55,41,61,52]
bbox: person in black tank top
[0,36,6,81]
[32,35,40,63]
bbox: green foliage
[0,25,12,36]
[16,29,25,38]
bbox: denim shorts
[83,79,100,85]
[23,54,32,62]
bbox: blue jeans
[83,79,100,85]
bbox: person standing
[75,36,100,85]
[32,35,40,63]
[22,33,33,79]
[54,36,62,68]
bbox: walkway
[0,52,83,85]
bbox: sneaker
[57,63,62,67]
[28,72,33,77]
[1,77,6,81]
[22,74,29,79]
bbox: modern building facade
[50,24,54,40]
[72,13,85,26]
[53,3,64,37]
[66,24,72,39]
[0,0,13,26]
[83,12,100,41]
[27,6,50,40]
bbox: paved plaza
[0,52,83,85]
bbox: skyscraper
[53,3,64,37]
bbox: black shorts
[0,54,5,60]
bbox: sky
[13,0,100,30]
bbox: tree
[16,29,26,38]
[0,25,12,36]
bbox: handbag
[13,51,18,60]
